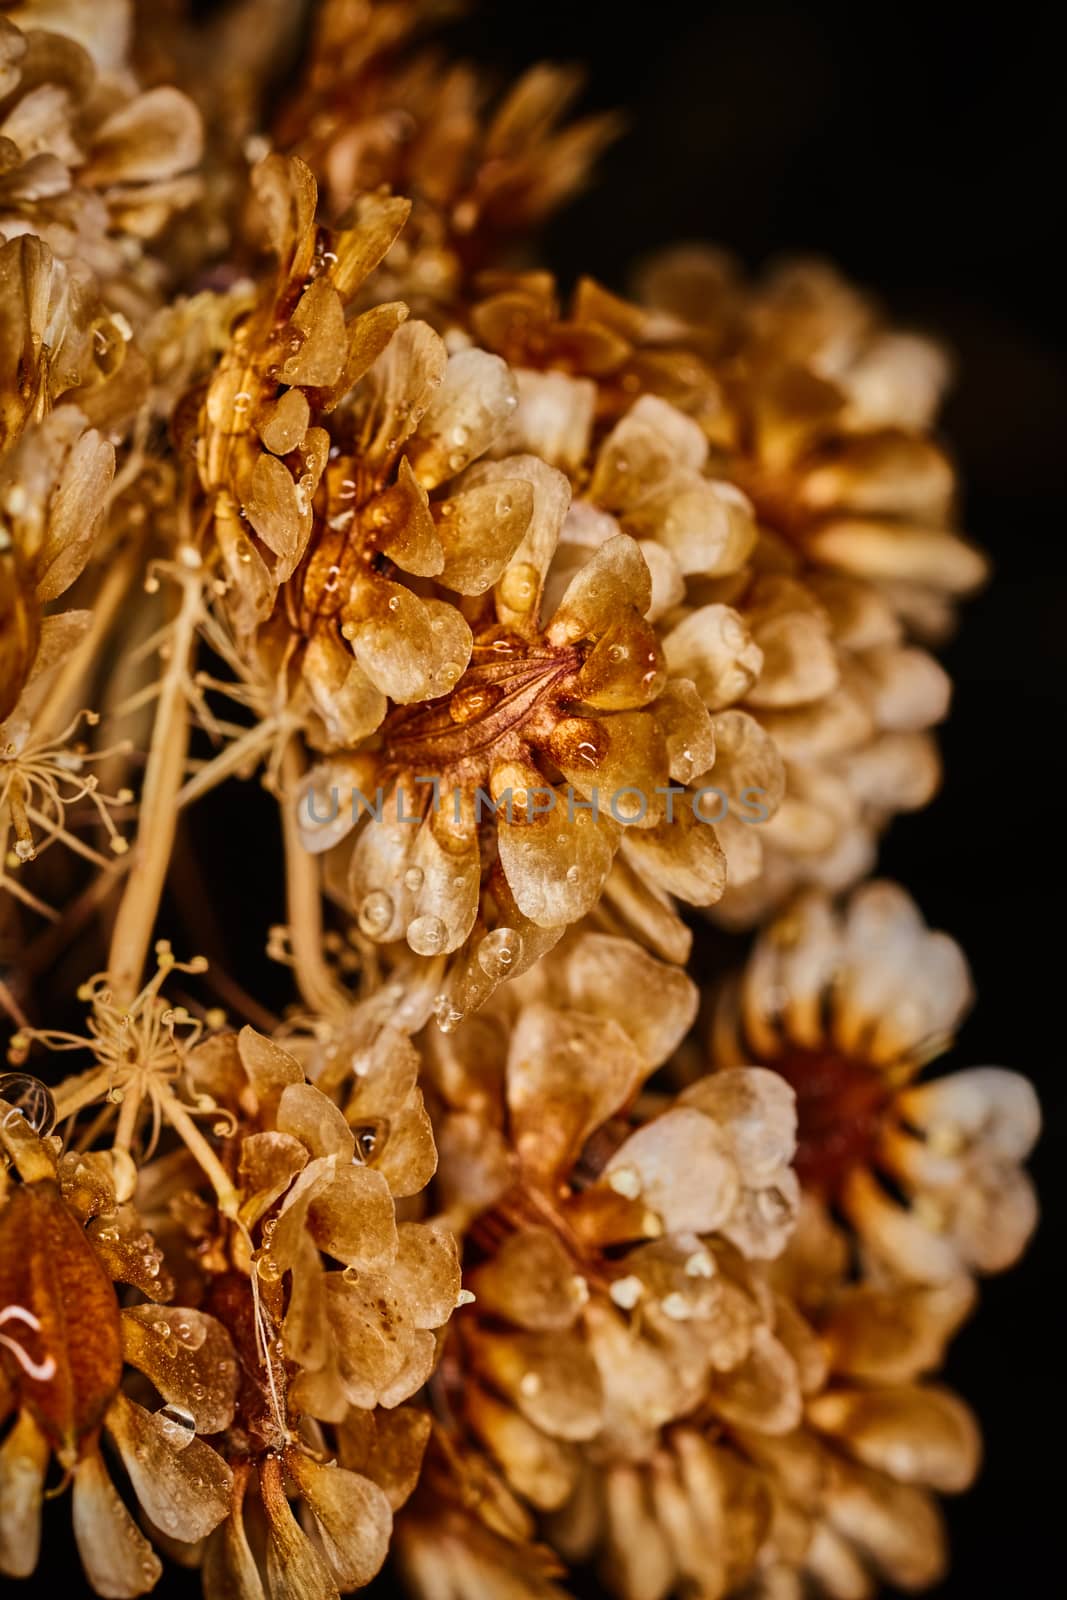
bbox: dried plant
[0,5,1039,1600]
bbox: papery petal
[408,348,518,488]
[105,1392,232,1542]
[121,1307,239,1434]
[0,1410,47,1577]
[662,605,762,710]
[72,1447,162,1599]
[506,1002,647,1181]
[285,1451,393,1589]
[603,1109,740,1234]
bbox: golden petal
[285,1450,393,1589]
[105,1392,233,1543]
[120,1307,239,1435]
[71,1447,163,1599]
[0,1409,48,1577]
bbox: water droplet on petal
[476,927,523,979]
[156,1403,196,1451]
[407,914,447,955]
[0,1074,56,1136]
[358,889,394,937]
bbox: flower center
[771,1049,890,1195]
[382,635,582,769]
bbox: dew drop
[403,865,424,893]
[565,865,581,885]
[407,914,447,956]
[476,926,523,979]
[156,1402,196,1452]
[358,889,394,937]
[0,1074,56,1137]
[497,561,539,613]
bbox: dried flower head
[708,881,1040,1284]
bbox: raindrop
[476,927,523,979]
[565,865,581,885]
[407,914,447,956]
[0,1074,56,1137]
[358,889,394,937]
[403,866,424,893]
[156,1403,196,1452]
[352,1122,387,1163]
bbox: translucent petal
[276,1084,355,1162]
[466,1383,580,1511]
[325,1272,416,1410]
[280,278,346,388]
[620,804,727,905]
[105,1392,232,1543]
[661,605,763,710]
[72,1447,162,1599]
[434,477,534,594]
[260,1454,339,1600]
[306,1161,399,1270]
[258,388,310,456]
[465,1327,603,1441]
[286,1451,393,1589]
[121,1307,239,1434]
[506,1002,647,1181]
[545,534,652,646]
[236,1027,302,1115]
[303,629,387,746]
[463,455,570,629]
[363,319,447,464]
[335,1407,431,1510]
[604,1108,740,1234]
[388,1222,461,1329]
[680,1068,797,1186]
[346,582,435,703]
[85,86,202,184]
[498,804,618,929]
[373,456,443,577]
[467,1227,589,1332]
[408,348,518,489]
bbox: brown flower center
[382,635,582,769]
[771,1049,890,1195]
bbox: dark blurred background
[17,2,1065,1596]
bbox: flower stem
[107,567,200,1003]
[280,737,344,1017]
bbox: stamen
[0,1306,57,1382]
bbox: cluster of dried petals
[395,933,811,1590]
[275,0,619,308]
[173,1021,458,1595]
[0,1100,238,1596]
[462,267,965,924]
[708,880,1041,1285]
[303,524,738,1020]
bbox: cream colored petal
[85,86,202,184]
[552,930,699,1068]
[408,348,518,489]
[466,1326,603,1441]
[72,1448,163,1599]
[662,605,762,710]
[0,1410,48,1577]
[285,1452,392,1590]
[680,1067,797,1186]
[280,278,346,388]
[824,1461,947,1590]
[898,1067,1040,1162]
[105,1393,232,1542]
[466,1383,580,1511]
[620,804,727,905]
[808,518,987,595]
[364,319,447,464]
[302,630,387,746]
[808,1385,981,1491]
[604,1108,740,1234]
[347,583,435,703]
[496,367,595,472]
[467,1227,590,1332]
[506,1001,647,1181]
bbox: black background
[12,3,1064,1597]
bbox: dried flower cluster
[0,5,1037,1600]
